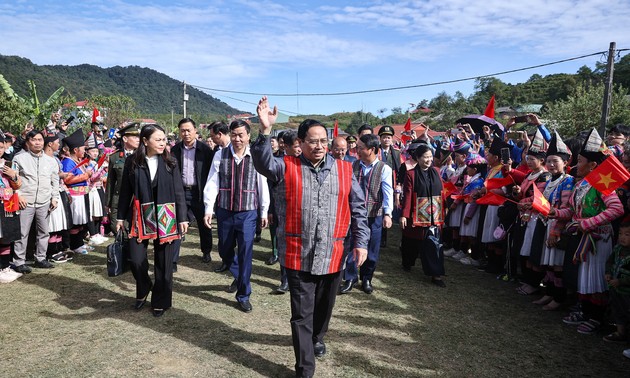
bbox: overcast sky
[1,0,628,116]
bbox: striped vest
[217,148,258,212]
[352,160,385,218]
[275,156,353,275]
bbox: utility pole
[183,81,189,119]
[599,42,616,137]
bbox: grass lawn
[1,227,628,377]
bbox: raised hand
[256,96,278,135]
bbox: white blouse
[146,155,158,181]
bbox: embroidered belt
[68,186,89,196]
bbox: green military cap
[378,125,395,136]
[346,135,357,143]
[119,122,141,136]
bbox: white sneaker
[452,251,468,260]
[623,349,630,359]
[443,248,458,257]
[89,235,105,245]
[460,257,480,266]
[73,246,89,255]
[98,234,110,242]
[0,266,22,283]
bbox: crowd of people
[2,98,630,376]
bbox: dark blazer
[117,156,187,226]
[171,140,213,202]
[380,147,401,173]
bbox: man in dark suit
[171,118,214,265]
[377,125,401,247]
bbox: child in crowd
[604,222,630,347]
[85,138,108,246]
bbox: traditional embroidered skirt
[89,188,105,218]
[577,237,613,295]
[481,205,500,243]
[519,214,540,257]
[459,203,480,237]
[540,220,565,267]
[70,193,90,226]
[447,202,465,228]
[48,191,70,233]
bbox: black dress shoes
[276,281,289,294]
[227,279,238,293]
[431,278,446,288]
[153,308,165,317]
[238,300,253,313]
[362,279,373,294]
[313,341,326,357]
[201,252,212,263]
[338,279,356,294]
[134,298,147,311]
[254,234,262,242]
[265,255,279,265]
[214,263,229,273]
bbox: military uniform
[106,123,140,233]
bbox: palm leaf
[28,80,41,116]
[0,73,18,99]
[42,85,65,109]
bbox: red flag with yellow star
[442,181,458,198]
[584,155,630,195]
[475,192,508,206]
[531,183,550,217]
[4,193,19,213]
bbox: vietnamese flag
[485,176,514,190]
[4,193,19,212]
[451,194,469,201]
[476,192,508,206]
[442,181,458,197]
[75,158,91,170]
[401,117,412,144]
[531,183,551,216]
[584,154,630,195]
[96,153,108,169]
[92,107,99,123]
[484,95,495,118]
[404,117,411,132]
[333,119,338,137]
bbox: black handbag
[107,230,126,277]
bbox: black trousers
[129,238,176,310]
[286,269,342,378]
[177,187,213,262]
[401,236,445,276]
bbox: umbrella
[456,114,505,136]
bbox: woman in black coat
[400,144,446,287]
[117,124,188,317]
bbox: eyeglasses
[304,138,328,147]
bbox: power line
[189,50,629,97]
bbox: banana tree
[0,74,65,129]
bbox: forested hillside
[0,55,240,116]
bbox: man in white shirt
[203,120,269,313]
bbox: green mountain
[0,54,241,116]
